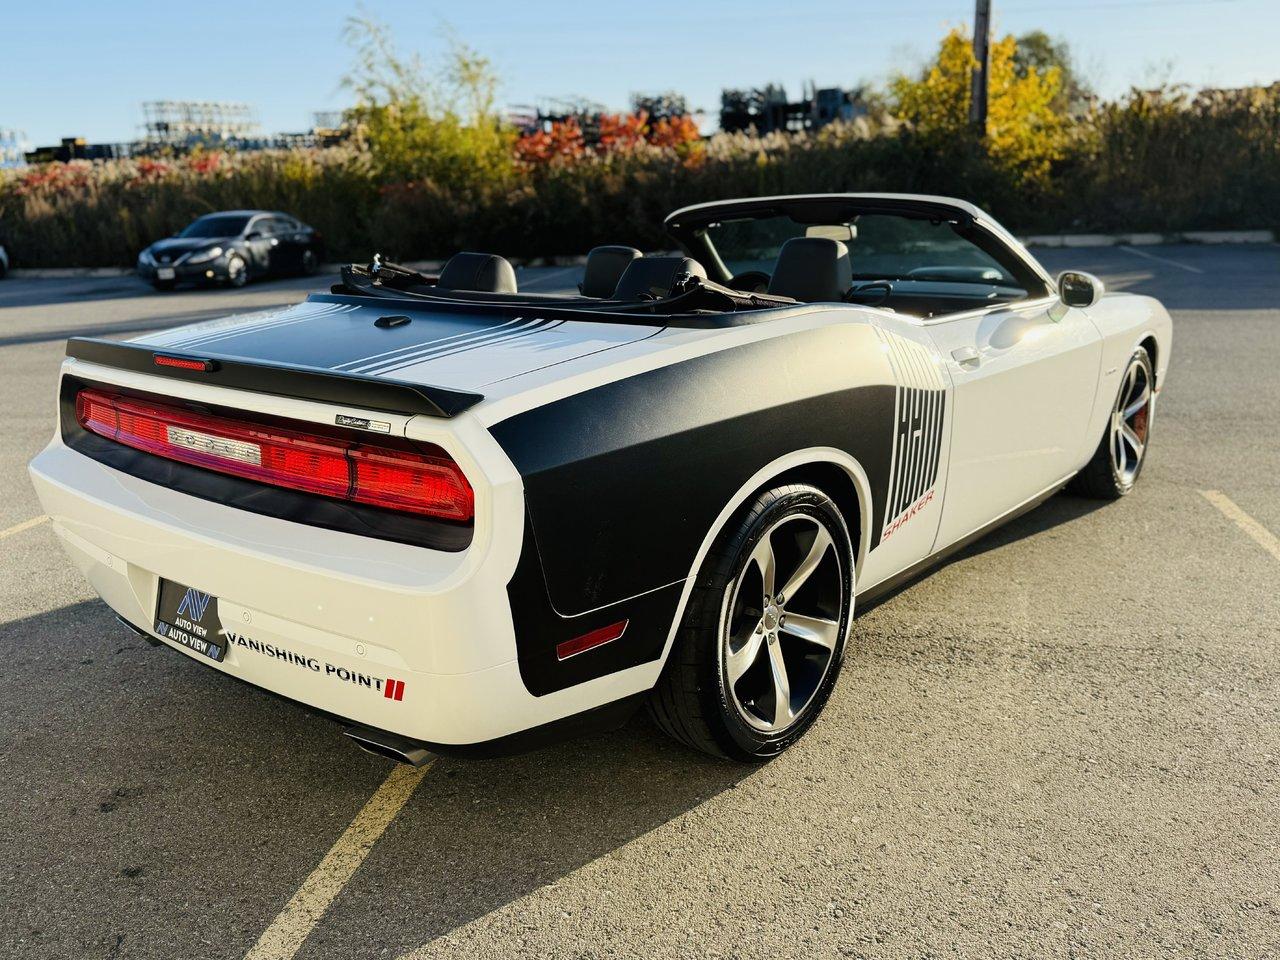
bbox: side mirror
[1057,270,1104,308]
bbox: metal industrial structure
[141,100,261,146]
[24,104,350,164]
[1,128,30,168]
[720,82,867,135]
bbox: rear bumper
[29,431,653,748]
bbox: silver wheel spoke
[1123,384,1150,420]
[750,535,776,600]
[1121,423,1145,460]
[1114,428,1128,473]
[780,613,840,652]
[765,637,793,729]
[779,524,833,601]
[726,623,766,685]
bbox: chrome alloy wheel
[720,513,847,733]
[1111,355,1153,486]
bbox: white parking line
[243,760,434,960]
[1119,245,1205,274]
[1201,490,1280,563]
[0,515,49,540]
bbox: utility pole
[969,0,991,134]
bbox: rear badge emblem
[335,414,392,434]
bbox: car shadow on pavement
[859,491,1110,616]
[0,598,747,959]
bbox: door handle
[951,346,981,367]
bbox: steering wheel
[727,270,771,294]
[845,280,893,307]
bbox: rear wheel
[649,484,854,761]
[1071,347,1154,499]
[300,248,318,276]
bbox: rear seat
[612,256,707,300]
[436,252,518,293]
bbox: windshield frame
[664,194,1054,299]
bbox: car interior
[338,199,1054,322]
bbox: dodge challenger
[29,194,1171,762]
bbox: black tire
[226,255,248,288]
[648,483,854,761]
[151,280,176,291]
[300,248,319,276]
[1070,347,1155,499]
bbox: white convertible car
[29,194,1171,762]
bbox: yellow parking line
[0,515,49,540]
[1200,490,1280,563]
[243,760,434,960]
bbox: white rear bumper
[29,438,624,747]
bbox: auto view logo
[176,587,212,622]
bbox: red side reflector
[556,620,628,661]
[154,354,217,372]
[75,388,474,522]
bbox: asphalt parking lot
[2,244,1279,959]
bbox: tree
[340,16,512,191]
[890,27,1068,185]
[1015,31,1093,114]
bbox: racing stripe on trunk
[332,316,531,372]
[361,319,565,376]
[162,302,356,349]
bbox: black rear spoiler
[65,337,484,418]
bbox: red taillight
[75,389,473,523]
[556,621,628,661]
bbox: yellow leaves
[891,27,1068,187]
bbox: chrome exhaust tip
[343,726,433,767]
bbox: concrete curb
[1020,229,1275,248]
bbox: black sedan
[137,210,324,290]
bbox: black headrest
[437,252,518,293]
[580,245,642,298]
[612,256,707,300]
[766,237,852,302]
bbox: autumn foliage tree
[890,27,1068,186]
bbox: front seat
[766,237,852,302]
[580,245,642,297]
[612,256,707,300]
[436,252,518,293]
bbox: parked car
[0,240,9,279]
[136,210,324,290]
[32,193,1171,763]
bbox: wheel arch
[1137,332,1160,389]
[653,447,874,671]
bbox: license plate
[154,578,226,662]
[156,266,176,280]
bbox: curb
[1020,229,1275,248]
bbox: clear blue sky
[2,0,1277,146]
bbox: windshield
[179,215,250,239]
[706,213,1020,288]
